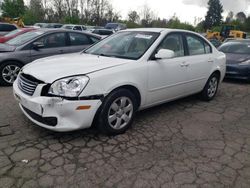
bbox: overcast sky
[112,0,250,24]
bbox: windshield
[85,31,159,60]
[219,43,250,54]
[6,31,45,46]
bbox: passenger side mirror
[33,41,45,50]
[155,49,175,59]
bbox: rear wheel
[0,61,22,86]
[200,73,219,101]
[97,89,137,135]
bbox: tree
[236,12,247,23]
[225,11,234,23]
[204,0,223,29]
[243,16,250,32]
[1,0,25,17]
[140,4,156,27]
[23,0,45,24]
[128,11,140,23]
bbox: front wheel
[97,89,137,135]
[200,73,219,101]
[0,61,22,86]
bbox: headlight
[48,76,89,97]
[239,60,250,66]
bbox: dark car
[0,23,18,36]
[0,29,101,86]
[92,29,114,36]
[218,41,250,81]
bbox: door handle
[59,50,64,53]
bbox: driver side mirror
[155,49,175,59]
[33,41,45,50]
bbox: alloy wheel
[108,97,134,130]
[2,65,20,84]
[207,77,218,98]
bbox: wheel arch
[0,59,25,67]
[108,84,142,109]
[211,69,221,81]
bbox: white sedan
[13,28,226,135]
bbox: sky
[112,0,250,25]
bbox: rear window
[219,43,250,54]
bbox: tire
[97,89,137,135]
[200,73,220,101]
[0,61,22,86]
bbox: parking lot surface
[0,81,250,188]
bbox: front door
[30,32,69,61]
[147,33,189,106]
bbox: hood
[0,43,16,52]
[23,53,133,83]
[225,53,250,64]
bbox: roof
[33,28,102,39]
[120,28,196,33]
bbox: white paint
[13,28,226,132]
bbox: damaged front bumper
[13,81,102,132]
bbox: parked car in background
[92,29,114,37]
[0,23,18,36]
[34,23,48,28]
[13,28,226,135]
[104,23,127,31]
[34,23,62,28]
[85,26,104,32]
[0,29,101,86]
[218,41,250,81]
[0,28,36,43]
[62,24,86,31]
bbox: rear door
[30,32,70,61]
[183,33,214,94]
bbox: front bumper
[226,64,250,80]
[13,81,102,132]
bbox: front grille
[18,73,41,96]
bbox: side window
[69,32,92,46]
[73,26,82,31]
[205,42,212,54]
[186,35,211,55]
[35,33,66,48]
[158,34,184,57]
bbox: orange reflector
[76,105,91,110]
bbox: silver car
[0,29,101,86]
